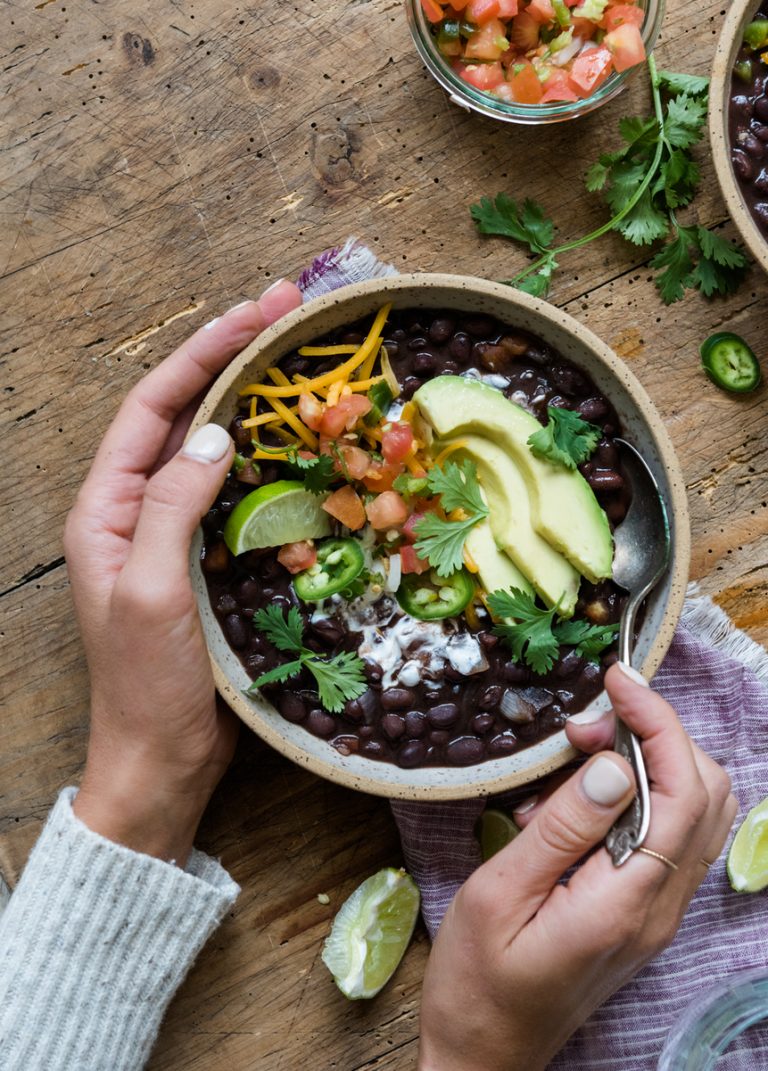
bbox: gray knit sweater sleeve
[0,788,240,1070]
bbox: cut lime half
[727,797,768,893]
[479,808,521,862]
[223,480,331,555]
[321,867,420,1000]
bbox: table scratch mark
[360,99,384,151]
[99,301,204,359]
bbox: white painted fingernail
[262,277,286,295]
[203,316,221,331]
[513,795,538,816]
[182,424,231,463]
[582,756,632,806]
[617,662,650,688]
[569,706,606,725]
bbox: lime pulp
[223,480,331,555]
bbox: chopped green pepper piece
[700,332,762,394]
[459,19,475,39]
[744,19,768,51]
[733,59,753,82]
[293,538,366,601]
[397,568,475,622]
[552,0,572,28]
[364,380,394,426]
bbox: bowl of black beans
[711,0,768,273]
[189,274,690,801]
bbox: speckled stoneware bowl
[189,274,690,801]
[711,0,768,273]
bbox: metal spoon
[604,439,671,867]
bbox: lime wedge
[727,797,768,893]
[223,480,331,555]
[321,867,420,1000]
[479,808,521,862]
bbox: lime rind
[321,868,420,1000]
[223,480,331,555]
[479,808,521,862]
[727,799,768,894]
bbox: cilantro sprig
[470,59,749,305]
[487,588,619,674]
[289,452,337,495]
[249,605,366,713]
[527,407,601,470]
[413,459,489,577]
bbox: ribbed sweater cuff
[0,787,239,1071]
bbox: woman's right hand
[418,663,736,1071]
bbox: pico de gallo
[420,0,647,105]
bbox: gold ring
[635,846,679,871]
[699,857,713,869]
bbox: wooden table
[2,0,767,1066]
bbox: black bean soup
[729,8,768,235]
[202,310,630,769]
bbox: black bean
[361,739,386,759]
[408,336,428,351]
[443,663,466,683]
[397,740,428,768]
[756,168,768,194]
[364,660,383,686]
[742,133,765,158]
[231,416,253,448]
[381,687,416,711]
[311,619,344,646]
[405,711,427,738]
[341,331,364,345]
[245,653,267,675]
[414,351,437,374]
[488,731,518,757]
[401,376,423,400]
[755,203,768,226]
[504,660,530,684]
[332,735,359,756]
[499,334,528,357]
[606,499,628,525]
[427,702,460,728]
[381,713,406,740]
[733,149,755,182]
[464,315,496,338]
[429,318,454,343]
[732,95,754,120]
[438,361,460,376]
[525,344,550,367]
[224,614,249,649]
[554,649,586,679]
[588,470,625,492]
[343,698,364,723]
[279,693,308,723]
[479,685,502,710]
[237,578,262,605]
[577,397,609,422]
[358,724,374,739]
[551,364,590,397]
[582,661,604,685]
[472,713,495,735]
[539,704,567,733]
[447,736,485,765]
[595,440,619,467]
[429,729,451,746]
[752,121,768,143]
[216,593,239,614]
[479,631,499,650]
[555,689,576,706]
[307,710,337,737]
[756,95,768,123]
[449,332,471,362]
[515,719,541,741]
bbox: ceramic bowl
[189,274,690,801]
[710,0,768,273]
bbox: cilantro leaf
[253,605,305,653]
[689,253,747,299]
[656,70,709,98]
[656,149,700,209]
[527,406,601,470]
[393,473,430,497]
[585,160,610,193]
[665,93,708,149]
[307,650,367,713]
[413,514,480,578]
[291,453,336,494]
[615,188,669,246]
[248,659,305,690]
[696,227,750,270]
[426,458,488,517]
[553,619,619,661]
[471,194,555,255]
[649,229,695,304]
[487,588,560,675]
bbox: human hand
[65,281,302,864]
[418,663,735,1071]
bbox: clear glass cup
[405,0,666,125]
[657,969,768,1070]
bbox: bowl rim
[190,273,690,800]
[710,0,768,273]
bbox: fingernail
[202,316,221,331]
[228,299,253,312]
[262,277,286,295]
[182,423,232,463]
[616,662,650,688]
[513,795,538,816]
[569,706,606,725]
[582,756,632,806]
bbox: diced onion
[551,36,584,67]
[500,686,551,724]
[386,553,402,593]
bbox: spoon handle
[605,596,652,867]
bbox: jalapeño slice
[294,538,365,601]
[700,332,762,394]
[397,568,475,622]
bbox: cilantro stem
[509,55,666,288]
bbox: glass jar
[405,0,666,125]
[657,968,768,1070]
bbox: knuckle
[687,783,710,825]
[536,804,592,858]
[111,569,175,623]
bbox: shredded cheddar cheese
[298,343,359,357]
[434,440,469,467]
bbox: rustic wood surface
[1,0,767,1067]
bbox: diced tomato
[526,0,556,23]
[570,16,598,39]
[603,22,645,72]
[569,46,613,94]
[361,459,402,493]
[508,12,540,52]
[507,61,543,103]
[365,491,409,531]
[319,404,348,438]
[458,61,506,90]
[402,511,426,543]
[466,0,502,24]
[335,444,371,480]
[444,0,470,9]
[322,485,366,531]
[465,18,509,61]
[277,540,317,575]
[298,392,324,432]
[420,0,446,22]
[601,3,644,32]
[497,0,518,15]
[319,395,372,437]
[540,68,579,102]
[400,544,431,575]
[381,422,415,464]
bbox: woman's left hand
[65,281,302,864]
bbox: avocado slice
[415,377,613,584]
[449,436,580,615]
[465,514,534,601]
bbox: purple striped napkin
[298,240,768,1070]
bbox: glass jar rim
[405,0,666,125]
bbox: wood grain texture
[1,0,766,1067]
